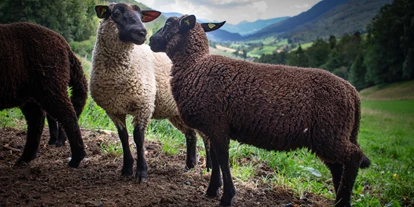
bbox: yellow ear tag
[142,16,147,21]
[184,19,190,26]
[100,8,107,17]
[208,23,216,29]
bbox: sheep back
[171,54,359,156]
[0,23,70,109]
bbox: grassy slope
[1,57,413,206]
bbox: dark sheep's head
[149,15,225,52]
[95,3,161,45]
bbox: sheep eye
[113,10,121,17]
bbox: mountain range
[247,0,392,42]
[153,0,392,43]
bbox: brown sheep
[149,15,371,207]
[0,22,88,168]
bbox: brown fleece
[151,15,370,207]
[0,22,88,167]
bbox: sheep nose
[137,29,147,37]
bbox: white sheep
[90,4,210,182]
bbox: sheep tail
[68,50,88,118]
[351,95,371,169]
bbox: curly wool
[0,22,87,166]
[91,19,179,128]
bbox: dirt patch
[0,127,331,207]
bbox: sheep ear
[95,5,111,19]
[201,21,226,32]
[179,15,196,33]
[141,10,162,22]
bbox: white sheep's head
[149,15,225,53]
[95,3,161,45]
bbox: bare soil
[0,127,331,207]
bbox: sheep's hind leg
[168,117,198,170]
[324,162,343,194]
[335,144,363,207]
[46,114,67,146]
[212,139,236,206]
[15,103,45,165]
[206,141,222,197]
[133,124,148,183]
[55,123,67,147]
[46,114,58,145]
[42,97,86,168]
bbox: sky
[137,0,321,24]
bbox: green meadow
[1,57,413,206]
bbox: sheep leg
[213,139,236,206]
[203,137,212,171]
[168,117,198,169]
[116,126,134,176]
[206,142,222,197]
[133,124,148,183]
[325,162,343,194]
[42,97,86,168]
[55,123,67,147]
[108,114,134,176]
[335,144,363,207]
[46,114,59,145]
[184,130,197,169]
[14,103,45,165]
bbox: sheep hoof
[68,158,81,168]
[14,158,31,167]
[121,167,133,176]
[135,171,148,183]
[48,139,57,145]
[220,197,234,206]
[55,141,66,147]
[205,187,220,198]
[68,150,86,168]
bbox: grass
[1,60,414,206]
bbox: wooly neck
[94,19,135,58]
[167,24,210,69]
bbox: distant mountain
[220,17,290,36]
[249,0,348,39]
[248,0,392,42]
[162,12,183,19]
[206,30,243,42]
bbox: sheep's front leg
[116,125,134,176]
[133,124,148,183]
[109,114,133,176]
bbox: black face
[111,4,147,45]
[96,4,161,45]
[149,17,180,52]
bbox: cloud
[136,0,321,24]
[294,3,310,9]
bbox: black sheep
[0,22,88,167]
[149,15,371,207]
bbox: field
[1,64,413,206]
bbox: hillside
[248,0,391,42]
[359,80,414,101]
[249,0,347,39]
[220,17,290,36]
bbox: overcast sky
[137,0,321,24]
